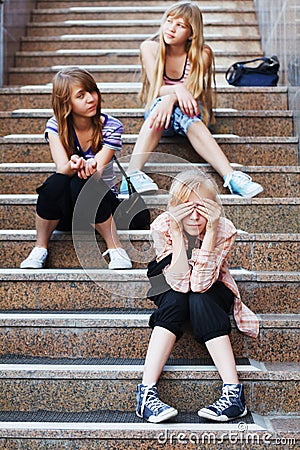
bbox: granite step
[0,163,298,197]
[1,229,299,272]
[25,16,258,37]
[0,109,293,137]
[20,34,263,52]
[25,23,258,39]
[36,0,255,8]
[0,269,298,315]
[15,49,263,68]
[0,415,298,450]
[0,84,289,111]
[0,194,298,233]
[0,310,298,362]
[0,359,298,416]
[1,134,297,166]
[31,6,257,22]
[8,65,253,86]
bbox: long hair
[139,1,216,125]
[168,168,222,212]
[51,66,103,158]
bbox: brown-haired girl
[20,66,132,270]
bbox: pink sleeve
[190,219,237,292]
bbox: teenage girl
[120,1,263,198]
[136,168,259,423]
[21,66,132,270]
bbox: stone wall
[254,0,300,153]
[1,0,36,86]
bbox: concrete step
[0,310,298,362]
[8,64,255,86]
[20,34,263,52]
[1,229,299,272]
[0,359,298,416]
[1,134,298,166]
[0,84,289,111]
[0,194,298,233]
[31,6,257,22]
[0,415,298,450]
[0,109,293,137]
[15,49,263,68]
[0,162,298,197]
[0,269,298,315]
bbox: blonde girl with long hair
[21,66,132,270]
[120,1,263,198]
[136,169,259,423]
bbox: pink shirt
[150,212,259,338]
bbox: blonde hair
[139,1,216,125]
[51,66,103,158]
[168,168,222,210]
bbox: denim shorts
[145,96,203,137]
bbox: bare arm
[48,133,80,176]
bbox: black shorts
[149,281,235,344]
[36,173,120,231]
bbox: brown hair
[51,66,103,157]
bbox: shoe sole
[232,185,264,198]
[197,407,248,422]
[120,187,158,196]
[20,263,45,269]
[137,408,178,424]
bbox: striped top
[150,212,259,338]
[45,113,123,193]
[163,55,191,85]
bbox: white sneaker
[20,247,48,269]
[102,248,132,269]
[119,170,158,195]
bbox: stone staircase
[0,0,299,448]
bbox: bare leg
[35,214,59,249]
[94,215,123,249]
[187,121,233,178]
[127,117,164,174]
[205,335,239,384]
[142,326,176,385]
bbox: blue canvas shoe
[119,170,158,195]
[223,171,263,198]
[198,383,247,422]
[136,383,178,423]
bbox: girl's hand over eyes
[168,202,194,235]
[195,199,221,232]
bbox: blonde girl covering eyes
[139,1,216,126]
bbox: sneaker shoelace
[209,385,239,413]
[141,384,166,416]
[223,171,252,188]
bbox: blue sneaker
[119,170,158,195]
[198,383,247,422]
[223,171,263,198]
[136,383,178,423]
